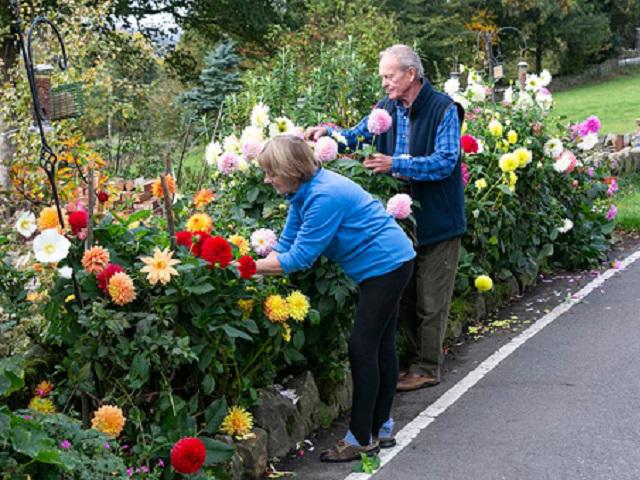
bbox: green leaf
[186,284,215,295]
[201,436,236,464]
[203,399,228,434]
[0,356,25,397]
[130,353,150,386]
[202,375,215,395]
[221,325,253,341]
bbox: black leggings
[349,260,414,445]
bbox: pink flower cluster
[217,152,240,175]
[242,140,263,161]
[386,193,412,220]
[572,115,601,138]
[461,163,470,186]
[367,109,393,135]
[606,204,617,221]
[315,136,338,162]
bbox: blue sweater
[274,169,415,283]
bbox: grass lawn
[617,173,640,232]
[552,66,640,134]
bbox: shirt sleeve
[276,193,344,273]
[390,104,461,181]
[273,204,302,254]
[327,115,374,152]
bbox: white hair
[380,44,424,80]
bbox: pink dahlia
[315,136,338,163]
[242,140,263,161]
[217,152,240,175]
[250,228,278,257]
[386,193,412,220]
[606,204,617,221]
[552,150,577,174]
[461,163,470,186]
[367,108,393,135]
[581,115,601,136]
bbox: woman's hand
[255,251,284,275]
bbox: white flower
[58,266,73,279]
[577,132,599,151]
[467,69,482,85]
[223,134,242,154]
[250,228,278,257]
[539,69,552,87]
[535,88,553,110]
[331,130,347,145]
[205,141,222,166]
[268,117,295,138]
[525,74,542,92]
[452,93,470,110]
[476,138,485,154]
[558,218,574,234]
[15,211,37,237]
[33,229,70,264]
[241,125,264,144]
[250,103,270,129]
[544,138,564,158]
[134,177,146,190]
[467,83,486,102]
[444,78,460,96]
[502,87,513,105]
[515,92,533,111]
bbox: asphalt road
[372,255,640,480]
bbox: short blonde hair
[258,135,319,187]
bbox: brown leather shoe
[319,439,380,463]
[396,372,440,392]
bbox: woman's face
[263,170,297,195]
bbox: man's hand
[304,126,328,141]
[363,154,393,174]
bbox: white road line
[344,249,640,480]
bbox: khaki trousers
[400,236,461,380]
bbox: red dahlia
[96,263,125,293]
[460,134,479,154]
[237,255,257,279]
[176,231,211,257]
[67,210,89,235]
[170,437,206,474]
[199,236,233,268]
[97,190,109,203]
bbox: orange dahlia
[91,405,126,438]
[152,174,176,199]
[35,380,54,398]
[193,188,215,210]
[107,272,136,305]
[37,206,62,231]
[228,234,249,255]
[82,246,110,274]
[264,294,289,323]
[186,213,213,233]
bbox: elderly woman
[255,135,415,462]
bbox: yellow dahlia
[474,275,494,292]
[286,291,309,322]
[186,213,213,233]
[475,178,488,190]
[488,120,503,137]
[499,153,518,173]
[238,299,255,319]
[282,323,292,343]
[152,174,176,199]
[140,247,180,286]
[28,396,56,413]
[193,188,215,210]
[507,130,518,144]
[514,147,532,168]
[264,295,289,323]
[82,246,110,274]
[37,206,62,231]
[108,272,136,305]
[228,235,249,255]
[91,405,126,438]
[220,406,253,440]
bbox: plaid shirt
[333,104,460,181]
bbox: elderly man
[306,44,465,392]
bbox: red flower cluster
[460,134,479,154]
[200,236,233,268]
[238,255,257,279]
[68,210,88,235]
[176,231,211,257]
[170,437,206,474]
[97,264,125,293]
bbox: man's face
[379,55,415,100]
